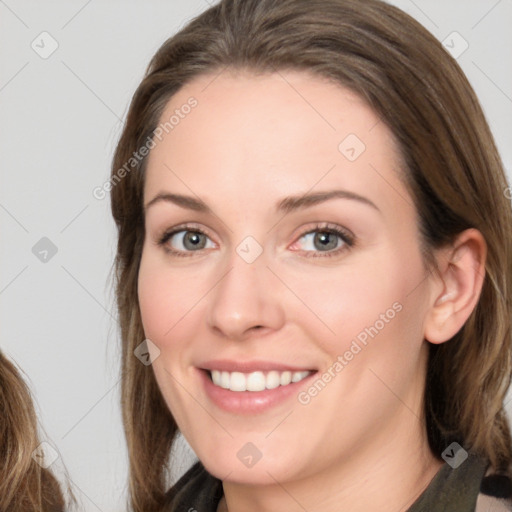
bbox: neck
[217,410,444,512]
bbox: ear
[423,228,487,344]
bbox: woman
[0,351,69,511]
[110,0,512,510]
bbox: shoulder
[163,460,223,512]
[476,463,512,512]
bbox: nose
[206,248,286,341]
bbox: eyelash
[155,222,355,259]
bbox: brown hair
[109,0,512,510]
[0,351,70,511]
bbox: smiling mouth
[206,369,315,392]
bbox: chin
[196,444,302,485]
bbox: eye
[290,223,355,258]
[156,222,355,259]
[157,225,215,257]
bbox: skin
[138,69,486,512]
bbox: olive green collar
[407,452,488,511]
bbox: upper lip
[199,359,316,373]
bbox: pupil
[315,232,336,250]
[185,232,205,250]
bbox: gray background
[1,1,511,510]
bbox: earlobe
[423,228,487,345]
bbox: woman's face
[138,69,436,484]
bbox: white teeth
[266,370,281,389]
[280,371,292,386]
[247,371,266,391]
[229,372,247,392]
[292,371,307,383]
[209,369,311,392]
[220,371,230,389]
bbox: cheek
[137,250,214,351]
[288,246,426,359]
[138,260,169,342]
[138,252,185,343]
[283,258,403,348]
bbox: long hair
[0,351,68,511]
[109,0,512,509]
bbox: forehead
[143,69,408,217]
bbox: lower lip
[198,368,317,414]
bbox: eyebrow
[144,189,381,215]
